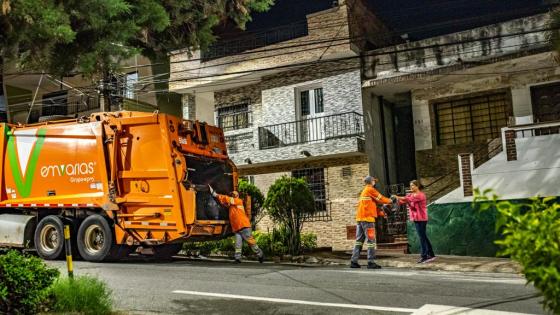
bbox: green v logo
[7,128,47,198]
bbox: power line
[158,28,554,85]
[3,7,551,78]
[126,39,552,92]
[125,6,552,70]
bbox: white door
[299,88,325,143]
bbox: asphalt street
[46,258,545,315]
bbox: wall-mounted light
[300,150,312,157]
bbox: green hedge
[0,251,59,314]
[183,230,317,258]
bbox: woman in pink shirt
[396,180,436,263]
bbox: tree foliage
[263,176,316,255]
[474,189,560,314]
[0,0,274,76]
[238,178,265,229]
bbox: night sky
[368,0,551,40]
[242,0,551,40]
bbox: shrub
[51,275,113,315]
[0,250,59,314]
[264,176,316,255]
[182,230,318,258]
[475,190,560,314]
[301,233,317,253]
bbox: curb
[176,255,522,274]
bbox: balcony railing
[202,21,308,61]
[258,112,364,150]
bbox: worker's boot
[350,261,361,268]
[234,259,242,264]
[258,255,265,263]
[367,262,382,269]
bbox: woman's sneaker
[422,256,436,264]
[417,257,426,264]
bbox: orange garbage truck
[0,111,239,261]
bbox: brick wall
[505,130,517,161]
[169,5,355,92]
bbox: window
[292,168,331,221]
[300,88,323,117]
[239,175,255,185]
[435,92,508,145]
[216,101,251,131]
[124,72,138,99]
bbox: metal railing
[258,111,364,150]
[423,137,503,202]
[508,120,560,138]
[201,21,308,60]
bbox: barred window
[435,92,508,145]
[216,101,251,131]
[292,168,331,221]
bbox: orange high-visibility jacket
[356,184,391,222]
[216,194,251,232]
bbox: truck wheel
[34,216,65,260]
[77,215,114,262]
[152,244,183,260]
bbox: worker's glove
[208,185,217,197]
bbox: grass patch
[50,275,113,315]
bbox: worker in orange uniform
[350,176,392,269]
[209,185,264,264]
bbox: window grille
[216,101,252,131]
[292,168,331,221]
[434,92,508,145]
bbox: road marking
[172,290,416,313]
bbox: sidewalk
[180,252,523,274]
[321,252,523,274]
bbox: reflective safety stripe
[237,205,244,209]
[359,197,371,201]
[355,241,363,246]
[375,194,382,201]
[235,249,242,253]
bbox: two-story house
[168,0,398,251]
[361,11,560,256]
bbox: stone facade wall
[213,62,363,167]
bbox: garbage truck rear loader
[0,111,238,261]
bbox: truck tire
[152,244,183,260]
[34,215,65,260]
[77,215,114,262]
